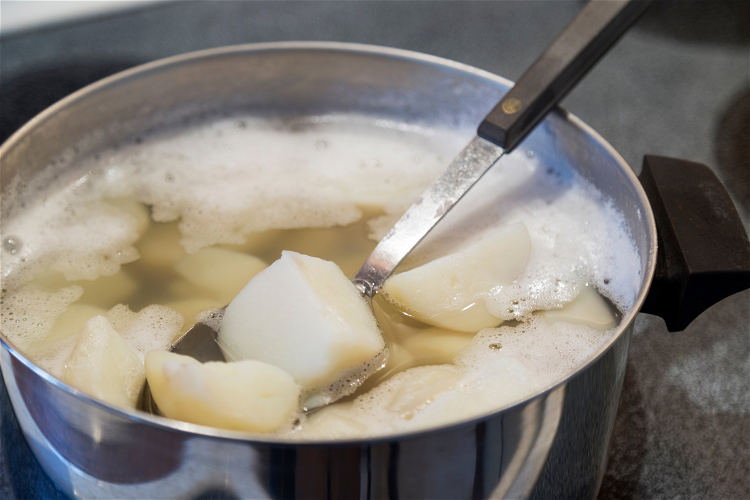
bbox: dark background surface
[1,1,748,499]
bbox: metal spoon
[142,0,651,413]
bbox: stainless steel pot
[1,43,746,500]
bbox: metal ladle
[142,0,652,414]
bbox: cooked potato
[63,315,145,409]
[219,251,384,390]
[383,223,531,332]
[145,351,300,433]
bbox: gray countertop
[1,1,748,499]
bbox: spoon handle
[479,0,652,152]
[352,136,504,296]
[353,0,651,296]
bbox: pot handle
[638,155,750,331]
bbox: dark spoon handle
[478,0,652,152]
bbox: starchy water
[0,115,641,437]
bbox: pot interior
[0,43,655,439]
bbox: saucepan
[1,37,748,500]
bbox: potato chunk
[405,357,531,431]
[386,366,462,418]
[145,351,300,433]
[383,223,531,332]
[45,303,108,343]
[77,271,139,309]
[218,251,384,390]
[302,402,370,439]
[174,247,268,303]
[63,315,145,409]
[541,284,617,331]
[104,198,150,236]
[401,328,475,364]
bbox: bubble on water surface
[3,237,21,255]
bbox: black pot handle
[638,155,750,331]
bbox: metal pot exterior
[0,43,656,499]
[1,325,631,499]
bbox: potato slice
[541,284,617,331]
[25,334,79,379]
[63,315,145,409]
[386,366,462,419]
[302,402,370,439]
[405,357,531,431]
[44,303,108,343]
[401,327,475,365]
[29,269,69,290]
[77,271,139,309]
[31,268,138,310]
[104,198,150,236]
[145,351,300,433]
[135,221,185,270]
[382,223,531,332]
[174,247,267,303]
[218,251,384,390]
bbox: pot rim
[0,41,658,445]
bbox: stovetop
[1,2,748,499]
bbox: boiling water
[0,115,641,438]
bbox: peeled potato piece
[104,198,151,236]
[30,267,138,310]
[218,251,384,390]
[30,269,70,290]
[25,335,79,379]
[174,247,267,303]
[541,284,617,331]
[135,221,185,270]
[405,357,531,431]
[43,303,108,343]
[386,365,462,418]
[77,270,139,309]
[383,223,531,332]
[145,351,301,433]
[63,315,145,409]
[302,402,370,439]
[401,327,475,365]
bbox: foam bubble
[454,315,611,385]
[0,284,83,350]
[107,304,185,360]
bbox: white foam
[107,116,463,253]
[0,284,82,350]
[107,304,185,360]
[455,315,611,387]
